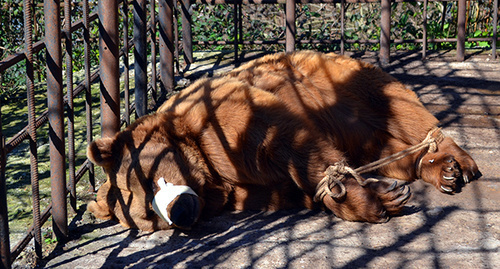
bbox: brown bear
[87,51,479,231]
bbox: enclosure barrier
[0,0,498,267]
[183,0,499,65]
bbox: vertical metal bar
[422,0,428,60]
[440,2,447,33]
[380,0,391,65]
[151,0,158,102]
[181,0,193,65]
[0,105,10,269]
[233,0,239,63]
[340,0,345,55]
[99,0,121,138]
[159,0,175,94]
[65,0,77,213]
[46,0,68,241]
[26,0,42,259]
[457,0,466,61]
[134,0,148,117]
[174,1,180,74]
[286,0,296,52]
[124,0,131,125]
[84,0,95,191]
[493,0,498,60]
[238,4,242,45]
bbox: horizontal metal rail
[0,13,99,73]
[184,0,499,64]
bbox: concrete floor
[29,50,500,269]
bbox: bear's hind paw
[370,181,412,216]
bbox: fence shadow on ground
[44,198,494,268]
[40,50,500,269]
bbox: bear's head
[87,113,203,230]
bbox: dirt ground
[16,50,499,269]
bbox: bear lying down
[87,51,479,231]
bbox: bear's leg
[87,180,114,220]
[419,137,479,194]
[321,176,411,223]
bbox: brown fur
[87,51,479,231]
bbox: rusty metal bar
[493,0,498,60]
[234,0,240,62]
[124,0,131,126]
[84,0,96,192]
[46,0,68,241]
[151,0,158,102]
[65,0,77,213]
[26,0,43,260]
[456,0,466,61]
[380,0,391,65]
[0,105,10,269]
[99,0,121,138]
[10,202,51,264]
[174,1,181,74]
[422,0,428,59]
[135,0,148,117]
[10,158,92,263]
[340,0,345,54]
[286,0,296,52]
[0,11,100,74]
[239,4,243,47]
[159,0,175,94]
[181,0,193,65]
[0,41,45,74]
[4,70,100,159]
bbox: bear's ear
[87,137,116,168]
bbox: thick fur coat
[87,51,479,231]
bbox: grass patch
[2,63,135,250]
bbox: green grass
[2,64,133,249]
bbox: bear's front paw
[422,153,471,194]
[420,136,480,194]
[437,154,461,193]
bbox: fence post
[45,0,68,242]
[181,0,193,65]
[64,0,77,213]
[457,0,466,61]
[22,0,43,261]
[134,0,148,117]
[233,0,240,62]
[99,0,121,138]
[123,0,131,125]
[286,0,296,52]
[493,0,498,60]
[422,0,428,60]
[0,104,10,268]
[380,0,391,65]
[83,0,95,192]
[159,0,175,95]
[341,0,345,55]
[151,0,158,103]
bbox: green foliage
[1,1,498,99]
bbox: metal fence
[0,0,498,267]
